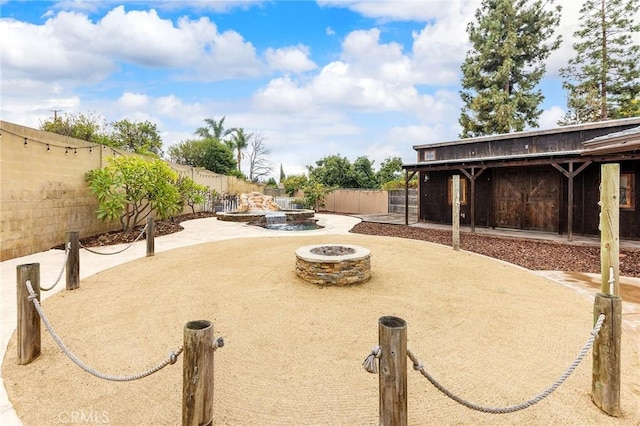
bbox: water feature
[265,212,287,225]
[216,192,315,223]
[262,220,323,231]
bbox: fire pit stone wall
[295,244,371,286]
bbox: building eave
[412,117,640,151]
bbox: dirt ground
[3,234,640,425]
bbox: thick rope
[362,346,381,374]
[26,280,182,382]
[40,243,70,292]
[363,314,605,414]
[408,314,605,414]
[81,224,148,255]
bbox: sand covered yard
[3,234,639,425]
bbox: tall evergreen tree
[559,0,640,124]
[459,0,561,138]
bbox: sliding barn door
[494,168,559,232]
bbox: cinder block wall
[1,121,266,261]
[1,121,122,260]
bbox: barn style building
[402,117,640,240]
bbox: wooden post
[469,169,476,233]
[600,164,619,294]
[592,293,622,416]
[66,230,79,290]
[146,217,155,257]
[404,170,409,226]
[17,263,41,365]
[567,162,574,242]
[378,316,407,426]
[183,320,214,426]
[452,175,460,251]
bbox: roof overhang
[403,150,584,171]
[581,125,640,156]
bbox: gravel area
[350,222,640,278]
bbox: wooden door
[494,168,559,232]
[524,169,559,231]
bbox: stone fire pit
[295,244,371,286]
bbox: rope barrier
[39,243,70,292]
[363,314,605,414]
[81,224,148,255]
[25,280,182,382]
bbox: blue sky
[0,0,607,178]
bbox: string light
[89,146,92,153]
[47,144,50,152]
[65,147,68,154]
[74,148,77,155]
[24,138,28,146]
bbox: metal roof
[404,149,584,168]
[412,117,640,150]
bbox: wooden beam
[404,154,620,173]
[458,166,486,232]
[550,161,593,241]
[600,164,620,295]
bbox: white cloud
[116,92,149,111]
[341,29,413,83]
[546,3,583,76]
[51,0,265,14]
[0,15,115,82]
[318,0,479,22]
[252,76,315,113]
[265,45,317,73]
[410,3,477,86]
[0,5,265,85]
[538,106,566,129]
[388,124,450,146]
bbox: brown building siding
[406,118,640,240]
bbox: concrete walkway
[1,213,638,425]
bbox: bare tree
[247,133,273,182]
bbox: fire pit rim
[295,244,370,263]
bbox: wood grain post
[599,164,619,295]
[378,316,407,426]
[183,320,214,426]
[66,230,79,290]
[592,293,622,417]
[452,175,460,251]
[146,217,155,257]
[17,263,41,365]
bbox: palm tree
[194,117,233,140]
[229,128,251,174]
